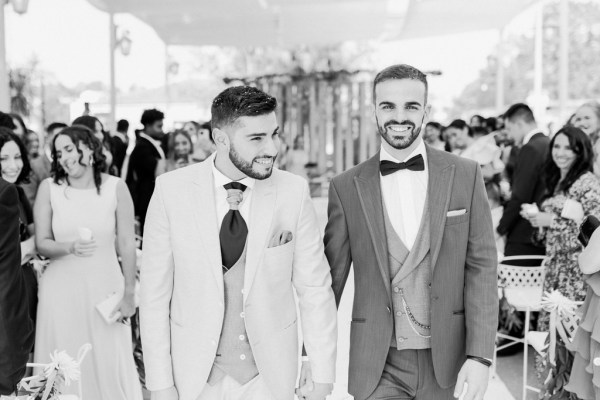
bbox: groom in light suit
[140,86,337,400]
[325,65,498,400]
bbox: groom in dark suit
[0,177,34,395]
[325,64,498,400]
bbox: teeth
[255,159,273,165]
[389,125,410,133]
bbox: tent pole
[0,4,10,111]
[109,11,117,132]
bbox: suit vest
[382,198,433,350]
[208,246,259,385]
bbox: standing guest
[571,101,600,177]
[423,121,446,151]
[0,176,34,396]
[33,126,142,400]
[166,130,194,172]
[0,128,38,334]
[497,103,549,258]
[470,114,485,128]
[72,115,116,175]
[25,130,40,160]
[521,126,600,308]
[126,109,166,233]
[140,86,337,400]
[325,64,498,400]
[31,122,67,183]
[110,119,129,177]
[458,124,505,181]
[9,113,27,141]
[184,120,215,162]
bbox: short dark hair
[46,122,68,133]
[472,126,489,138]
[211,86,277,131]
[117,119,129,132]
[504,103,535,124]
[201,121,214,144]
[373,64,428,104]
[72,115,103,132]
[426,121,443,131]
[447,119,473,137]
[9,113,27,136]
[0,112,16,130]
[0,127,32,184]
[544,126,594,197]
[141,109,164,127]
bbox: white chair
[492,255,547,400]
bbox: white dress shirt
[140,132,166,160]
[380,140,428,251]
[212,160,255,231]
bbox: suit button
[240,354,246,360]
[396,311,403,317]
[393,287,400,293]
[239,335,245,341]
[386,306,391,313]
[397,337,406,343]
[240,312,245,318]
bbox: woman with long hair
[33,126,142,400]
[571,101,600,177]
[72,115,117,175]
[522,126,600,316]
[166,129,194,171]
[0,127,38,333]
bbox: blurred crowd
[1,97,600,398]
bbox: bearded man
[140,86,337,400]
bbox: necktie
[220,182,248,271]
[380,154,425,176]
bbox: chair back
[498,255,547,289]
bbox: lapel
[354,153,392,302]
[190,159,224,298]
[243,176,276,302]
[426,146,455,269]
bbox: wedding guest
[423,121,445,151]
[470,114,485,128]
[110,119,129,177]
[9,113,27,141]
[30,122,67,183]
[126,109,166,233]
[33,126,142,400]
[25,130,40,160]
[285,135,309,179]
[0,175,34,397]
[571,101,600,177]
[521,126,600,318]
[184,120,215,162]
[0,129,38,331]
[565,220,600,399]
[497,103,548,258]
[72,115,116,175]
[456,123,505,181]
[166,130,193,172]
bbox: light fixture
[9,0,29,14]
[115,29,132,56]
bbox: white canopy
[87,0,539,47]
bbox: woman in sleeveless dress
[33,125,142,400]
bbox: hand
[69,239,97,257]
[454,359,489,400]
[151,386,178,400]
[525,212,553,228]
[111,292,137,324]
[296,362,333,400]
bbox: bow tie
[380,154,425,176]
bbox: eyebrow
[246,127,280,138]
[378,101,423,107]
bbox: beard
[229,143,276,180]
[377,117,423,150]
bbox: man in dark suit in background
[497,103,548,257]
[126,109,166,234]
[325,64,498,400]
[0,177,34,396]
[110,119,129,177]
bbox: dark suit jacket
[110,135,128,177]
[126,137,161,228]
[0,178,34,395]
[497,132,549,245]
[324,146,498,400]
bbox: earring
[89,155,94,166]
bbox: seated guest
[566,220,600,399]
[521,126,600,328]
[423,121,446,150]
[0,175,34,396]
[0,128,38,331]
[166,129,194,172]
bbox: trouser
[197,374,275,400]
[366,348,455,400]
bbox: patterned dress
[538,172,600,330]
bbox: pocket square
[268,230,293,248]
[447,209,467,217]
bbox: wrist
[67,242,75,255]
[467,355,492,368]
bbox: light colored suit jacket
[140,157,337,400]
[324,146,498,400]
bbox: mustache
[252,155,276,162]
[384,120,416,129]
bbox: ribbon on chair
[540,290,582,365]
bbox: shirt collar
[523,128,541,145]
[211,155,255,191]
[140,132,161,147]
[379,139,428,170]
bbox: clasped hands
[296,361,333,400]
[520,203,554,228]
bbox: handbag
[578,215,600,247]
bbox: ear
[212,128,230,149]
[370,102,377,124]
